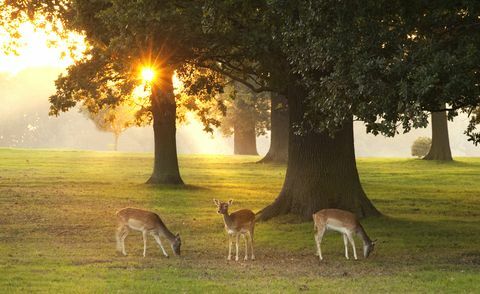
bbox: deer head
[213,199,233,215]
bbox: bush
[411,137,432,158]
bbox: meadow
[0,148,479,293]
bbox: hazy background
[1,67,479,157]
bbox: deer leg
[235,234,240,261]
[115,224,125,253]
[315,226,326,261]
[243,234,248,261]
[248,229,255,260]
[119,226,129,256]
[347,233,358,260]
[343,234,349,259]
[153,234,169,257]
[227,235,232,260]
[142,231,148,257]
[248,222,255,260]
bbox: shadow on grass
[401,158,479,168]
[230,212,480,268]
[143,184,210,191]
[364,214,480,266]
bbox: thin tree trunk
[146,67,184,185]
[258,84,380,221]
[423,109,453,161]
[258,92,289,163]
[113,132,119,151]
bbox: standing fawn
[213,199,256,261]
[312,209,376,260]
[116,207,181,257]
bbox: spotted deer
[312,209,376,260]
[213,199,255,261]
[116,207,181,257]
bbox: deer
[312,209,376,261]
[115,207,181,258]
[213,199,255,261]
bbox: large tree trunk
[258,93,289,163]
[258,84,380,221]
[423,110,453,161]
[146,67,184,185]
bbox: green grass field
[0,148,479,293]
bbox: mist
[0,67,478,157]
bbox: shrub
[411,137,432,158]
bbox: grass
[0,148,479,293]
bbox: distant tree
[81,104,136,151]
[219,81,269,155]
[258,92,288,164]
[411,137,432,158]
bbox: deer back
[117,208,168,232]
[313,209,360,231]
[226,209,255,231]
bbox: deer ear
[228,199,233,205]
[176,233,180,238]
[372,239,378,244]
[213,199,219,206]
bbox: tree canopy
[3,1,480,139]
[203,0,480,139]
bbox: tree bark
[423,110,453,161]
[234,122,258,155]
[258,92,289,163]
[258,84,380,221]
[233,98,258,155]
[146,67,184,185]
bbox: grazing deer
[115,207,181,257]
[312,209,376,260]
[213,199,255,261]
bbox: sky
[0,23,479,157]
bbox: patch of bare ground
[450,251,480,266]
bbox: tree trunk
[258,84,380,221]
[258,93,289,163]
[146,67,184,185]
[423,110,453,161]
[233,107,258,155]
[113,132,119,151]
